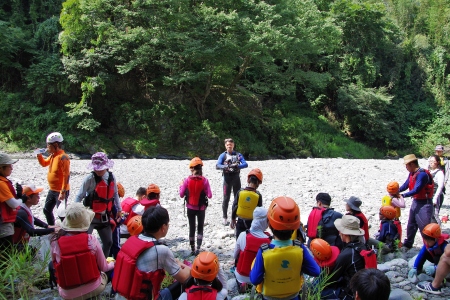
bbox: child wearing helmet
[35,132,70,226]
[408,223,449,280]
[119,186,148,238]
[310,238,340,271]
[367,206,400,255]
[179,251,228,300]
[250,197,320,300]
[180,157,212,256]
[230,168,263,239]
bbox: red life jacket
[121,197,140,224]
[91,172,115,214]
[393,220,402,241]
[12,206,32,244]
[112,236,166,300]
[409,168,434,200]
[53,233,100,289]
[187,176,205,206]
[0,176,18,224]
[354,212,369,241]
[306,207,325,238]
[140,198,160,210]
[186,285,218,300]
[236,231,271,277]
[349,244,377,269]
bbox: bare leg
[432,244,450,288]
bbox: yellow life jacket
[236,189,259,220]
[257,241,303,298]
[381,195,401,218]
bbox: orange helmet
[146,184,160,195]
[379,206,396,220]
[127,215,143,236]
[117,182,125,198]
[310,238,332,261]
[189,157,203,168]
[248,168,263,183]
[268,196,300,230]
[422,223,441,239]
[386,181,399,195]
[191,251,219,282]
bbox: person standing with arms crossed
[216,138,248,226]
[35,132,70,226]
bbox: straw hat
[62,203,94,232]
[403,154,418,165]
[334,215,365,236]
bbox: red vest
[186,285,218,300]
[236,232,271,277]
[306,207,325,238]
[92,176,115,214]
[187,176,205,206]
[53,233,100,289]
[12,206,32,244]
[0,176,18,223]
[409,168,434,200]
[140,198,160,210]
[354,212,369,241]
[121,197,140,224]
[113,236,166,300]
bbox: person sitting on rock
[345,196,369,243]
[349,269,391,300]
[416,242,450,295]
[306,193,343,249]
[310,238,340,272]
[409,223,448,281]
[119,186,147,238]
[367,206,399,254]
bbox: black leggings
[187,208,205,249]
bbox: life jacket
[316,209,343,247]
[121,197,140,224]
[381,195,401,218]
[306,207,325,238]
[12,206,32,244]
[236,189,259,220]
[112,236,166,300]
[257,240,303,298]
[0,176,18,224]
[353,212,369,241]
[186,285,218,300]
[236,231,271,277]
[186,176,205,206]
[425,234,449,264]
[53,233,100,289]
[90,171,115,214]
[409,168,434,200]
[222,152,241,174]
[140,198,160,210]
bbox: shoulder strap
[292,240,302,247]
[260,243,270,252]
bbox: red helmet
[310,238,332,261]
[191,251,219,281]
[127,215,143,236]
[146,184,160,195]
[268,196,300,230]
[117,182,125,198]
[422,223,441,239]
[248,168,263,183]
[386,181,399,195]
[189,157,203,168]
[379,206,396,220]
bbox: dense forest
[1,0,449,159]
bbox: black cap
[316,193,331,205]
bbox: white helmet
[46,132,64,143]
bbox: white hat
[334,215,365,236]
[62,203,94,232]
[23,185,44,196]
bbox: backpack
[184,177,208,208]
[350,245,377,269]
[83,171,113,208]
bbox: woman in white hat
[50,203,114,300]
[0,153,22,250]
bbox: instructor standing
[216,138,248,226]
[399,154,434,251]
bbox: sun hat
[345,196,362,212]
[316,193,331,205]
[62,203,95,232]
[403,154,418,165]
[87,152,114,171]
[435,145,444,151]
[0,153,18,165]
[334,215,365,236]
[23,185,44,196]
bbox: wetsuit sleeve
[413,245,427,271]
[203,178,212,198]
[301,244,320,277]
[249,248,265,285]
[237,153,248,169]
[179,178,188,198]
[15,210,54,237]
[216,152,227,170]
[433,171,445,205]
[231,190,240,220]
[403,171,429,198]
[37,154,51,167]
